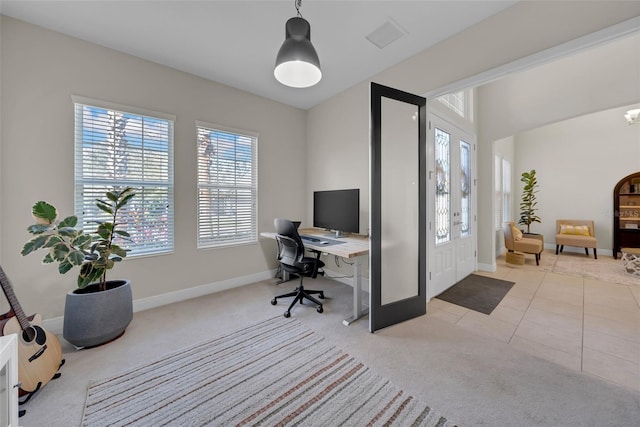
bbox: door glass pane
[380,98,419,305]
[460,140,471,237]
[435,128,450,245]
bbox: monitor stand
[334,230,345,238]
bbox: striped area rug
[82,317,454,426]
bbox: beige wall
[2,1,640,319]
[479,32,640,261]
[0,16,306,319]
[307,1,640,273]
[513,104,640,254]
[478,33,640,142]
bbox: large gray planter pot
[63,280,133,348]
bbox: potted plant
[22,187,136,348]
[518,169,541,234]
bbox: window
[495,156,512,229]
[74,97,175,256]
[437,89,473,121]
[196,122,257,248]
[502,158,512,226]
[435,127,451,245]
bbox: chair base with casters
[271,273,325,318]
[272,218,326,318]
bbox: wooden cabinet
[613,171,640,259]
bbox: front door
[428,112,476,299]
[370,82,427,332]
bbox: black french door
[370,82,427,332]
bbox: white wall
[513,104,640,255]
[0,16,307,319]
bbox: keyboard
[301,235,321,243]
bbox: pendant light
[274,0,322,88]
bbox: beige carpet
[82,316,454,427]
[19,278,640,426]
[541,252,639,286]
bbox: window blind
[196,123,257,248]
[74,101,175,256]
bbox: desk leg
[342,255,368,326]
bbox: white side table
[621,247,640,276]
[0,334,19,427]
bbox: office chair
[271,218,326,318]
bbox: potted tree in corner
[518,169,541,234]
[22,187,136,348]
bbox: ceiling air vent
[366,19,406,49]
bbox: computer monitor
[313,189,360,237]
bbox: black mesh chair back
[271,218,325,317]
[274,218,318,277]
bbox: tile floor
[427,250,640,392]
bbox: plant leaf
[51,242,70,261]
[68,250,86,266]
[58,260,73,275]
[26,224,52,235]
[32,201,58,224]
[105,191,119,202]
[96,201,114,215]
[78,263,103,288]
[114,230,131,238]
[116,193,136,209]
[21,235,48,255]
[110,245,127,258]
[43,235,62,248]
[73,233,92,249]
[58,215,78,228]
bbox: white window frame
[73,96,175,257]
[495,155,512,229]
[502,158,512,226]
[196,121,258,249]
[495,155,502,230]
[437,89,474,122]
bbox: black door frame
[370,82,427,332]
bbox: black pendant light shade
[274,16,322,88]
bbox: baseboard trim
[477,262,496,272]
[43,269,277,335]
[552,246,612,257]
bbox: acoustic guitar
[0,265,63,394]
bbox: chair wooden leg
[585,248,589,256]
[556,245,559,255]
[535,253,540,265]
[594,248,597,259]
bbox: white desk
[261,228,369,325]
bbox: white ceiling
[0,0,518,110]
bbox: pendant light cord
[295,0,303,18]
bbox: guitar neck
[0,265,31,331]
